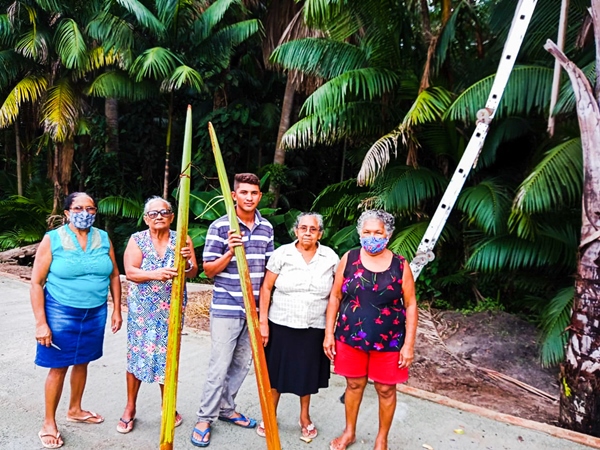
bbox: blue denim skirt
[35,291,107,368]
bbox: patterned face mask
[70,211,96,229]
[360,236,389,254]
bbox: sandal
[175,411,183,428]
[299,421,318,439]
[218,413,256,428]
[116,417,135,434]
[191,424,211,447]
[66,411,104,424]
[256,421,266,438]
[38,430,63,449]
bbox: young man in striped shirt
[191,173,274,448]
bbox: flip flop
[175,411,183,428]
[190,425,211,447]
[116,417,135,434]
[38,430,63,449]
[329,436,356,450]
[218,413,256,428]
[299,421,318,439]
[66,411,104,424]
[256,421,266,438]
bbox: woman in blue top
[30,192,122,449]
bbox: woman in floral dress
[324,210,418,450]
[117,197,198,433]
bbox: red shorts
[334,340,409,385]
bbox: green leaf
[130,47,182,82]
[389,222,431,260]
[539,286,573,367]
[457,179,511,235]
[161,65,205,93]
[512,138,582,214]
[41,77,79,142]
[444,66,554,124]
[55,18,87,70]
[0,75,48,127]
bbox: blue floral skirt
[35,291,107,368]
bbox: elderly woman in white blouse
[257,212,339,440]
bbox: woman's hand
[153,267,178,281]
[35,323,52,347]
[111,309,123,333]
[260,322,269,347]
[323,334,336,361]
[398,344,414,369]
[181,246,192,260]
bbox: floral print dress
[334,249,406,352]
[126,230,186,383]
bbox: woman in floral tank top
[324,210,418,450]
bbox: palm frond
[0,50,23,88]
[389,222,432,260]
[130,47,182,81]
[301,68,399,117]
[457,179,511,235]
[466,234,572,272]
[86,11,134,54]
[85,47,125,72]
[87,70,156,100]
[193,0,240,42]
[197,20,261,70]
[0,75,48,127]
[270,38,368,78]
[444,66,554,124]
[98,196,144,219]
[357,86,452,185]
[539,286,573,367]
[281,101,388,149]
[161,65,204,92]
[371,165,448,213]
[434,1,465,74]
[0,14,14,45]
[55,18,87,70]
[114,0,165,37]
[15,28,50,62]
[513,138,582,214]
[553,60,595,115]
[41,77,79,142]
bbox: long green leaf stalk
[159,105,192,449]
[208,122,282,450]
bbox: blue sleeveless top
[45,225,114,309]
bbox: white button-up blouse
[266,241,340,329]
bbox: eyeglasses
[297,225,320,234]
[70,206,97,214]
[146,209,173,219]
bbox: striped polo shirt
[203,211,274,319]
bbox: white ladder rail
[410,0,538,279]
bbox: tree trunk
[14,121,22,196]
[268,75,295,207]
[545,29,600,436]
[105,98,119,153]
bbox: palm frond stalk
[159,105,192,450]
[208,122,281,450]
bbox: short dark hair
[63,192,96,211]
[233,173,260,190]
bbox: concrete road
[0,275,594,450]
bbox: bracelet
[184,259,194,272]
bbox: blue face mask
[360,236,389,254]
[70,211,96,229]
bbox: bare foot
[330,434,356,450]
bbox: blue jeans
[196,315,252,422]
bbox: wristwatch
[185,259,194,272]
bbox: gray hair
[293,212,324,231]
[144,196,173,213]
[356,210,395,236]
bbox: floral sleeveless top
[334,249,406,352]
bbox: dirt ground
[2,262,560,427]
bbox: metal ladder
[410,0,538,279]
